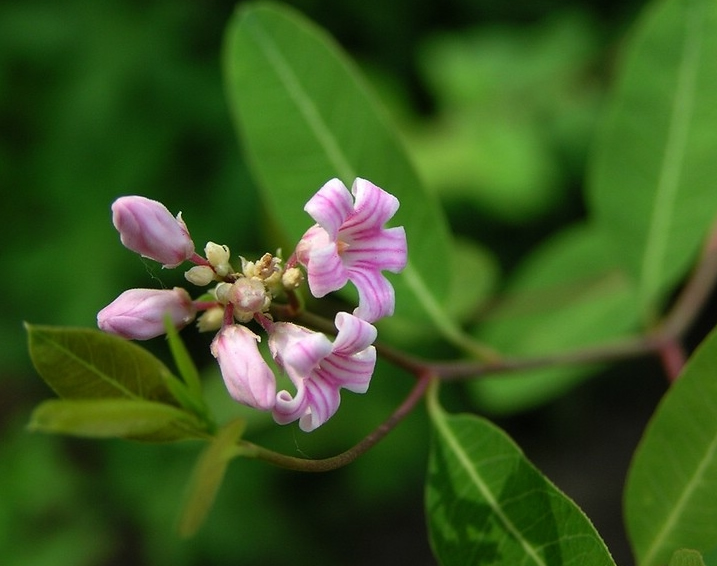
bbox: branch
[235,372,433,472]
[372,217,717,382]
[657,216,717,340]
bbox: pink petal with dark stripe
[297,177,408,322]
[269,313,377,431]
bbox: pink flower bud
[112,196,195,268]
[210,325,276,411]
[230,278,269,322]
[97,287,196,340]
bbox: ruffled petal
[305,241,350,297]
[304,178,354,239]
[332,312,378,354]
[273,370,343,432]
[273,384,309,425]
[297,374,342,431]
[295,224,329,267]
[268,313,377,431]
[268,322,332,384]
[342,226,407,274]
[342,178,400,233]
[346,268,396,323]
[320,349,375,394]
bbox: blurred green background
[0,0,662,564]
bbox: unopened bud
[111,196,195,268]
[205,242,232,276]
[211,325,276,411]
[240,257,256,278]
[185,265,215,286]
[230,278,270,322]
[282,267,304,290]
[214,282,233,304]
[97,287,196,340]
[196,306,225,332]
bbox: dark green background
[1,1,674,565]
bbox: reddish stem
[657,338,687,382]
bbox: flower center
[337,239,350,255]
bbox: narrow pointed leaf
[223,3,457,334]
[427,384,616,566]
[26,324,177,403]
[588,0,717,317]
[625,325,717,566]
[28,398,206,441]
[669,550,707,566]
[178,418,246,537]
[164,316,209,419]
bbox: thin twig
[236,372,434,472]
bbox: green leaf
[471,223,640,413]
[164,316,210,421]
[426,383,616,566]
[445,238,499,322]
[178,418,245,537]
[588,0,717,318]
[28,399,206,441]
[625,325,717,566]
[705,546,717,566]
[26,324,177,403]
[223,3,463,341]
[670,550,707,566]
[165,316,202,399]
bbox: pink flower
[269,312,377,432]
[296,178,407,323]
[97,287,196,340]
[112,196,195,268]
[210,325,276,411]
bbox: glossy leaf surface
[427,385,616,566]
[26,324,178,403]
[625,325,717,566]
[223,3,457,333]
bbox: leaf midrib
[638,3,704,311]
[35,328,141,400]
[640,428,717,566]
[431,408,547,566]
[244,11,479,352]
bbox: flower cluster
[97,179,407,431]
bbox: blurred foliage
[409,11,604,224]
[1,0,646,564]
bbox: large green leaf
[471,223,640,413]
[588,0,717,318]
[222,3,456,333]
[625,325,717,566]
[426,384,616,566]
[26,324,177,403]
